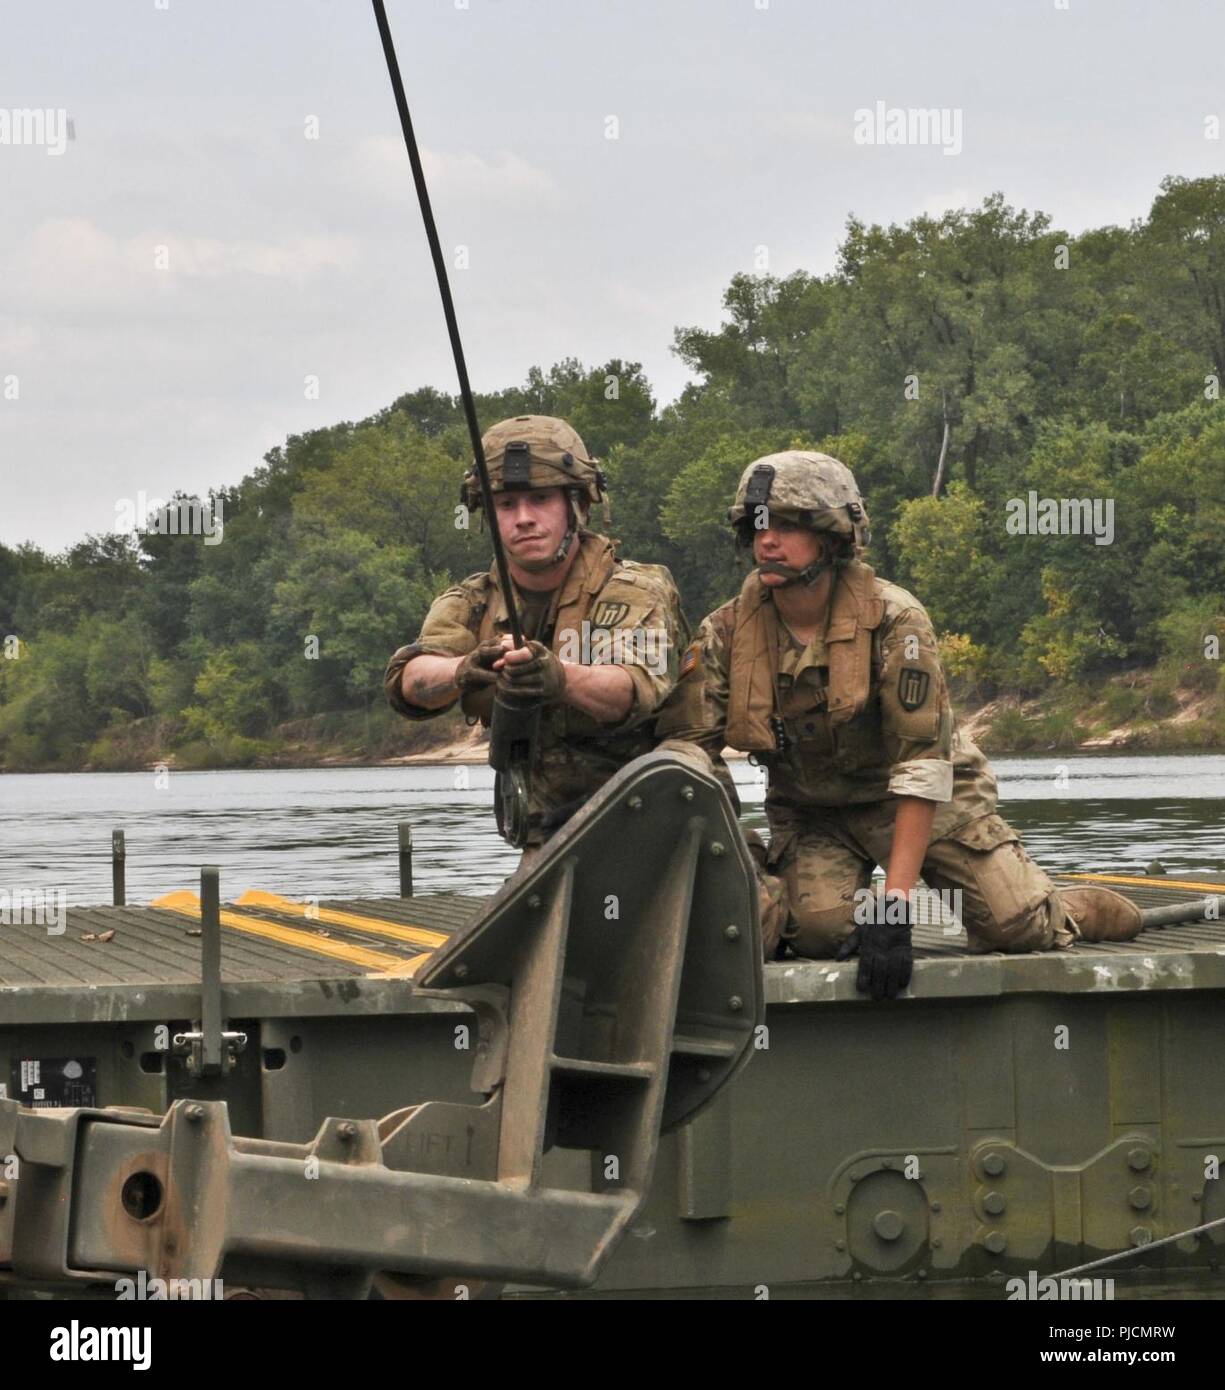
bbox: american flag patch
[679,641,701,679]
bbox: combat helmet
[460,415,608,568]
[461,415,606,516]
[728,450,870,584]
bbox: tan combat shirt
[657,572,998,842]
[385,532,685,841]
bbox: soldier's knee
[787,903,858,960]
[964,892,1071,953]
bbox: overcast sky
[2,0,1222,553]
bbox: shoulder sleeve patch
[679,639,702,679]
[897,666,931,711]
[591,598,633,629]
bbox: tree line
[2,175,1223,769]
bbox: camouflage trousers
[759,801,1076,961]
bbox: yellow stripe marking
[1061,873,1225,895]
[152,890,421,974]
[234,890,448,949]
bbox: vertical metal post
[200,865,223,1074]
[111,829,125,907]
[398,822,414,898]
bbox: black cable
[371,0,523,648]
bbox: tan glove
[497,640,567,705]
[455,638,506,693]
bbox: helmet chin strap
[755,557,833,587]
[514,541,570,575]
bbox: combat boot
[1058,886,1144,943]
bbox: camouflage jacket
[385,532,686,844]
[657,568,998,841]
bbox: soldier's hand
[835,896,913,1001]
[495,640,567,705]
[454,638,505,692]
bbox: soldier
[657,451,1143,999]
[384,415,685,851]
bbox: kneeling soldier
[385,415,685,850]
[657,451,1142,998]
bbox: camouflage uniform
[385,416,685,848]
[658,451,1072,961]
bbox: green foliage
[271,529,437,710]
[1155,596,1225,695]
[890,484,998,641]
[180,642,280,748]
[83,615,154,721]
[5,175,1225,766]
[938,633,993,692]
[0,629,109,768]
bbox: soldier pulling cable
[370,0,536,843]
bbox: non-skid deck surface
[0,873,1221,991]
[0,894,481,989]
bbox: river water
[0,754,1222,906]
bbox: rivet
[454,963,469,980]
[680,786,694,802]
[710,842,726,857]
[932,1237,942,1249]
[849,1171,861,1183]
[1127,1148,1151,1172]
[983,1232,1007,1255]
[852,1272,862,1282]
[834,1203,846,1215]
[873,1210,904,1242]
[338,1122,357,1141]
[881,1157,893,1169]
[835,1239,845,1251]
[627,796,643,811]
[696,1068,712,1083]
[527,894,541,909]
[930,1201,942,1214]
[982,1152,1005,1177]
[728,995,743,1012]
[1130,1226,1153,1247]
[917,1269,927,1281]
[983,1191,1006,1216]
[1128,1186,1152,1211]
[1193,1192,1203,1204]
[724,924,740,941]
[185,1104,204,1123]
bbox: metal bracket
[173,865,247,1076]
[0,752,762,1295]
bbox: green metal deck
[1,872,1220,1015]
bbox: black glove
[835,895,913,1001]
